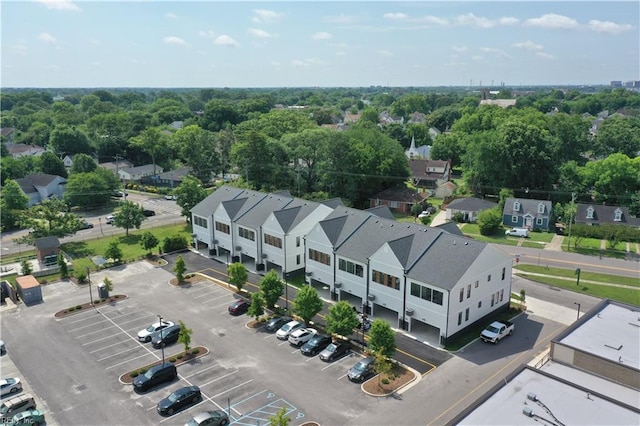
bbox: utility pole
[566,192,576,251]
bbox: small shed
[16,275,43,305]
[34,236,60,266]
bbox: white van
[505,228,529,238]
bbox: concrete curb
[360,362,422,397]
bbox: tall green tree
[178,320,193,352]
[113,201,145,236]
[228,262,248,292]
[247,291,265,321]
[259,270,284,309]
[49,124,92,156]
[39,151,67,177]
[368,319,396,358]
[282,128,332,194]
[0,179,29,230]
[174,255,186,282]
[293,285,323,325]
[105,240,123,263]
[172,125,219,183]
[129,127,170,176]
[140,231,159,256]
[594,117,640,158]
[477,207,503,236]
[231,131,272,189]
[70,153,97,174]
[326,301,360,337]
[22,198,83,238]
[174,175,208,223]
[64,172,110,208]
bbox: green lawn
[63,223,192,272]
[514,264,640,287]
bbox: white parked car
[288,328,317,347]
[0,378,22,396]
[164,194,177,200]
[275,320,304,340]
[418,211,431,218]
[137,320,175,342]
[105,214,115,225]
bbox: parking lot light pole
[87,267,93,306]
[574,302,581,321]
[157,315,165,365]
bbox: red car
[228,299,249,315]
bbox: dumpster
[97,283,109,299]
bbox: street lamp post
[574,302,581,321]
[566,192,576,251]
[157,315,165,365]
[87,267,93,306]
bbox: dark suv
[152,325,181,348]
[300,334,332,356]
[133,362,177,392]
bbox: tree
[178,320,193,352]
[140,231,159,256]
[629,191,640,217]
[594,117,640,158]
[269,407,291,426]
[373,349,394,387]
[282,128,332,194]
[39,151,67,177]
[58,253,69,278]
[49,124,92,155]
[129,128,170,176]
[105,240,123,263]
[326,301,360,337]
[247,291,265,321]
[477,207,503,236]
[20,259,32,276]
[231,131,272,189]
[172,125,219,184]
[174,175,208,222]
[260,270,284,309]
[227,262,248,292]
[293,285,323,325]
[70,153,97,174]
[113,201,145,236]
[0,179,29,230]
[103,277,114,292]
[174,255,186,282]
[22,198,84,239]
[64,172,111,208]
[368,319,396,358]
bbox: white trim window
[513,201,520,211]
[586,207,594,219]
[614,209,622,222]
[537,203,545,214]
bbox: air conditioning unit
[305,271,313,277]
[212,239,218,245]
[235,246,242,251]
[261,253,268,259]
[405,308,414,316]
[367,294,376,301]
[334,282,342,288]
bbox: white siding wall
[192,214,213,248]
[335,256,366,300]
[405,281,448,333]
[261,215,285,269]
[369,244,404,318]
[304,225,334,287]
[213,206,233,255]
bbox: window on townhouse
[193,216,208,228]
[586,208,594,219]
[467,284,471,298]
[238,227,255,241]
[537,203,545,214]
[499,289,504,302]
[264,234,282,248]
[308,249,330,266]
[513,201,520,211]
[457,312,462,326]
[338,258,363,277]
[475,280,479,288]
[491,293,495,307]
[487,274,491,282]
[215,221,230,234]
[502,268,506,280]
[536,218,543,225]
[432,290,443,306]
[459,288,464,302]
[372,270,400,290]
[511,215,518,223]
[296,254,301,265]
[410,283,421,298]
[465,308,469,321]
[296,236,301,247]
[478,301,482,309]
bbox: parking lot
[2,263,378,425]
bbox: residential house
[409,159,451,189]
[435,181,457,199]
[15,173,66,206]
[502,198,552,231]
[1,128,17,143]
[99,159,134,175]
[379,110,404,125]
[408,112,426,124]
[575,203,640,227]
[118,164,163,182]
[405,136,431,160]
[428,127,441,140]
[369,186,427,215]
[141,166,191,187]
[305,206,512,345]
[446,198,498,223]
[5,143,46,159]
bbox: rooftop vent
[522,407,533,417]
[527,392,537,401]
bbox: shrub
[94,300,101,304]
[68,307,75,312]
[382,378,390,385]
[76,305,82,310]
[169,357,177,363]
[191,348,200,355]
[162,234,189,253]
[75,271,87,283]
[177,354,184,359]
[130,371,139,378]
[139,368,147,375]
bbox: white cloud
[198,30,216,39]
[479,47,510,58]
[588,20,634,35]
[336,51,346,56]
[452,45,468,53]
[499,17,519,26]
[163,36,189,47]
[456,13,496,28]
[36,0,80,11]
[383,12,409,20]
[165,13,178,19]
[39,32,56,44]
[536,52,555,59]
[291,58,324,68]
[214,35,239,47]
[524,14,578,29]
[252,9,284,24]
[248,28,273,38]
[512,40,543,51]
[378,50,393,57]
[416,15,448,25]
[322,14,359,24]
[311,32,332,40]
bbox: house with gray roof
[502,198,552,231]
[446,197,498,223]
[118,164,163,181]
[15,173,66,206]
[575,203,640,228]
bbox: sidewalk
[514,271,639,290]
[546,234,564,251]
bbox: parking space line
[74,324,117,339]
[290,348,300,354]
[337,372,348,380]
[229,389,268,408]
[82,333,120,346]
[277,340,289,346]
[97,345,141,362]
[105,352,152,370]
[320,355,352,371]
[181,363,221,380]
[198,370,239,388]
[117,314,156,327]
[66,318,109,333]
[201,294,234,305]
[89,339,130,354]
[213,300,233,310]
[103,308,141,320]
[305,355,318,362]
[58,308,99,324]
[193,289,224,299]
[263,334,274,340]
[209,379,253,400]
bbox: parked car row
[0,393,45,425]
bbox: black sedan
[157,386,201,416]
[264,316,292,333]
[143,209,156,217]
[228,299,249,315]
[300,334,332,356]
[319,342,350,362]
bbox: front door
[524,216,533,228]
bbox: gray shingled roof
[447,197,498,212]
[576,203,640,226]
[321,198,344,209]
[503,197,552,216]
[336,217,418,262]
[273,199,320,233]
[434,221,464,236]
[235,192,293,228]
[190,185,245,217]
[221,198,250,221]
[34,236,60,250]
[406,234,487,291]
[365,205,396,220]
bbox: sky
[1,1,639,88]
